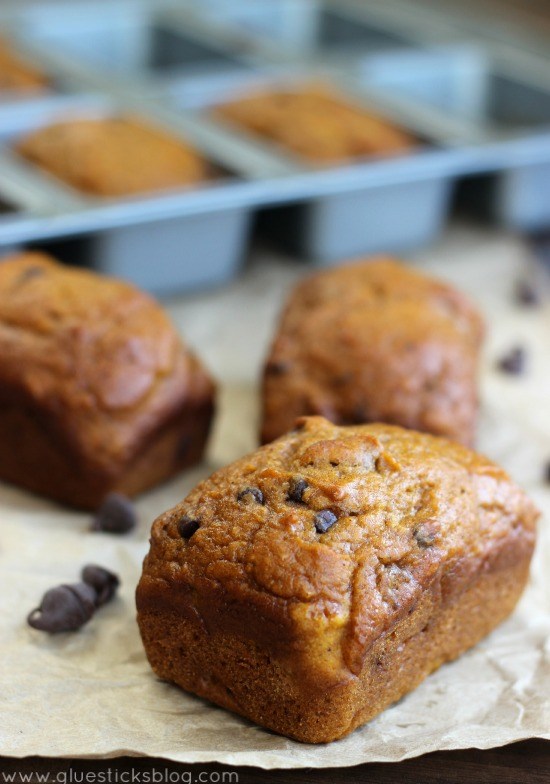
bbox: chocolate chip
[178,515,200,539]
[81,564,120,607]
[497,347,526,375]
[27,582,96,633]
[515,280,540,307]
[314,509,338,534]
[413,523,437,548]
[15,266,45,287]
[92,493,136,534]
[288,477,308,504]
[176,434,192,461]
[237,487,264,504]
[266,360,290,376]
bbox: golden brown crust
[136,417,538,742]
[0,38,48,94]
[16,117,211,197]
[214,84,415,163]
[0,253,215,508]
[261,258,484,446]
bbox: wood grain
[1,740,549,783]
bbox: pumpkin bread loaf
[261,258,484,446]
[0,252,215,508]
[214,84,415,164]
[16,117,210,197]
[136,416,537,743]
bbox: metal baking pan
[350,46,550,229]
[0,0,547,289]
[0,95,258,294]
[167,69,464,261]
[193,0,463,65]
[10,1,260,94]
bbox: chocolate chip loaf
[0,253,215,508]
[136,416,538,743]
[16,117,210,197]
[214,84,415,164]
[261,258,484,446]
[0,38,48,94]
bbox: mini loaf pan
[0,95,259,294]
[169,70,461,261]
[12,1,260,94]
[0,0,548,285]
[196,0,458,65]
[351,47,550,230]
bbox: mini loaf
[214,84,415,164]
[261,258,484,446]
[0,38,48,94]
[16,117,210,197]
[136,416,538,743]
[0,253,215,508]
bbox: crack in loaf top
[141,416,538,683]
[0,253,209,469]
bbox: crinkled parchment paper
[1,226,549,768]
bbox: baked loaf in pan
[261,258,484,446]
[0,253,215,508]
[0,38,48,94]
[214,84,415,164]
[136,416,537,743]
[16,117,211,197]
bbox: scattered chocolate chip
[81,564,120,607]
[265,360,290,376]
[27,582,96,633]
[515,279,540,307]
[91,493,136,534]
[413,523,437,548]
[497,346,526,375]
[314,509,338,534]
[237,487,264,504]
[288,477,308,504]
[178,515,200,539]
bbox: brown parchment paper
[1,225,549,768]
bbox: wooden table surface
[1,740,549,782]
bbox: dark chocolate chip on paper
[82,564,120,607]
[27,582,96,634]
[92,493,136,534]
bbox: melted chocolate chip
[314,509,338,534]
[81,564,120,607]
[27,582,96,633]
[237,487,264,504]
[92,493,136,535]
[288,477,308,504]
[497,347,526,375]
[266,360,290,376]
[176,434,192,461]
[178,516,200,539]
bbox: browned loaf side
[136,416,538,743]
[0,253,215,508]
[16,117,210,197]
[261,258,484,446]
